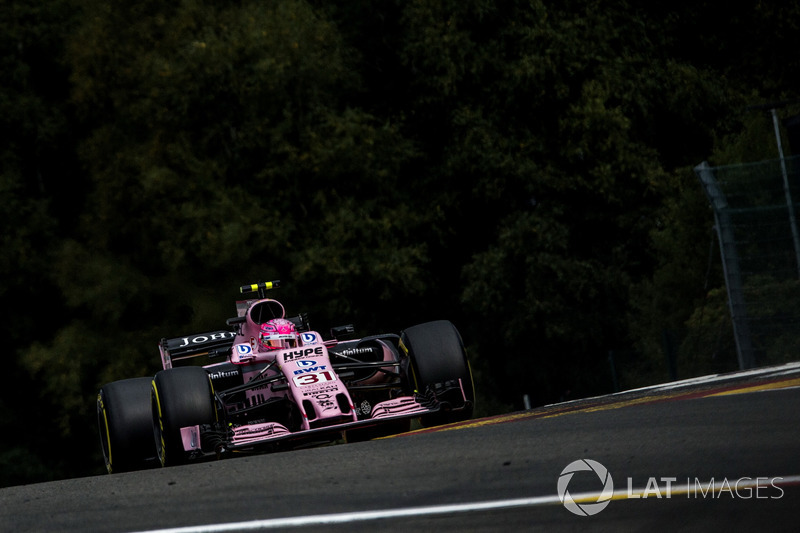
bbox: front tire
[401,320,475,426]
[152,367,216,467]
[97,377,158,474]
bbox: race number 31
[293,371,336,387]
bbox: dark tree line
[2,0,799,486]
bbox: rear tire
[401,320,475,426]
[97,377,158,474]
[152,367,216,467]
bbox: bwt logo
[557,459,614,516]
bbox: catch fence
[696,155,800,369]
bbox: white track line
[130,475,800,533]
[130,496,560,532]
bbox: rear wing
[159,279,282,369]
[159,330,236,369]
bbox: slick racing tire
[400,320,475,426]
[97,377,159,474]
[152,367,216,467]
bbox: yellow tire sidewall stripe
[97,393,113,473]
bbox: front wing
[180,382,470,457]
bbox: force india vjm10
[97,281,474,472]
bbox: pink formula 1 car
[97,281,474,472]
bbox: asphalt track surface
[3,363,800,532]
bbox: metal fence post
[695,161,756,369]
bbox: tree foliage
[2,0,798,485]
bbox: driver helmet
[259,318,298,351]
